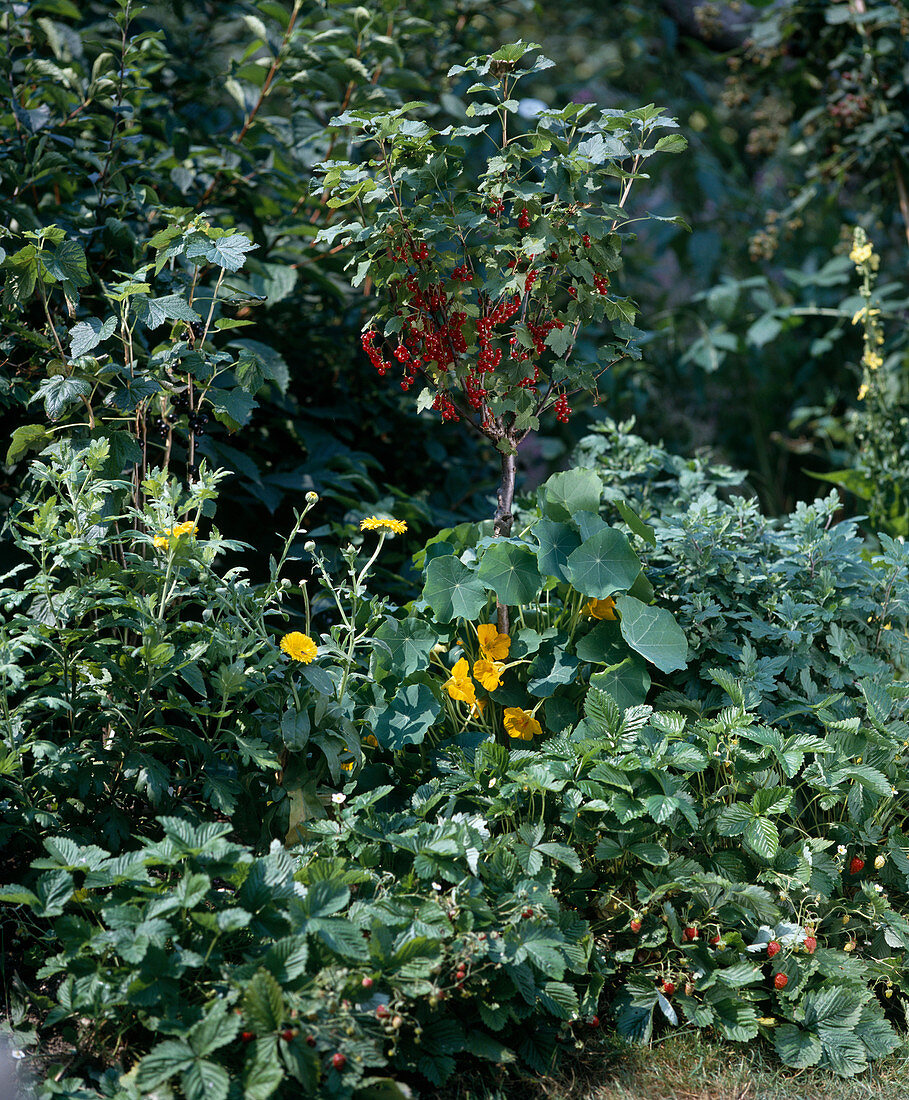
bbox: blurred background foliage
[1,0,907,572]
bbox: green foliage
[317,43,685,447]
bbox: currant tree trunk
[493,447,517,634]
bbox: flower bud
[304,540,316,553]
[305,491,319,504]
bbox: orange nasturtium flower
[477,623,511,661]
[444,657,476,706]
[363,734,379,748]
[473,659,504,693]
[585,597,617,620]
[503,707,542,741]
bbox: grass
[439,1030,909,1100]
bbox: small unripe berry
[362,976,373,989]
[629,919,642,933]
[875,854,886,870]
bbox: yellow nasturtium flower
[443,657,476,706]
[153,520,198,551]
[585,596,617,620]
[477,623,511,661]
[503,707,541,741]
[280,632,318,664]
[473,659,503,693]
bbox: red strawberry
[332,1052,347,1071]
[804,936,817,954]
[376,1005,390,1019]
[774,973,788,990]
[240,1031,255,1043]
[710,934,721,946]
[630,919,642,933]
[767,941,781,958]
[523,907,533,918]
[305,1035,316,1047]
[587,1015,600,1027]
[683,926,699,941]
[849,857,865,875]
[280,1029,296,1042]
[361,976,373,989]
[662,981,675,996]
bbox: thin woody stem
[493,443,517,634]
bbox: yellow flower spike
[473,659,504,693]
[476,623,510,661]
[851,306,881,326]
[857,383,869,401]
[360,516,408,534]
[280,632,318,664]
[503,707,542,741]
[443,657,476,706]
[585,597,617,620]
[850,241,873,266]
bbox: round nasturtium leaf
[477,541,542,606]
[565,528,641,598]
[422,555,486,622]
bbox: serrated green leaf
[242,969,285,1034]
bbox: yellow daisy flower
[360,516,408,534]
[477,623,510,661]
[280,632,318,664]
[473,659,504,692]
[503,707,541,741]
[585,597,617,620]
[443,657,476,706]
